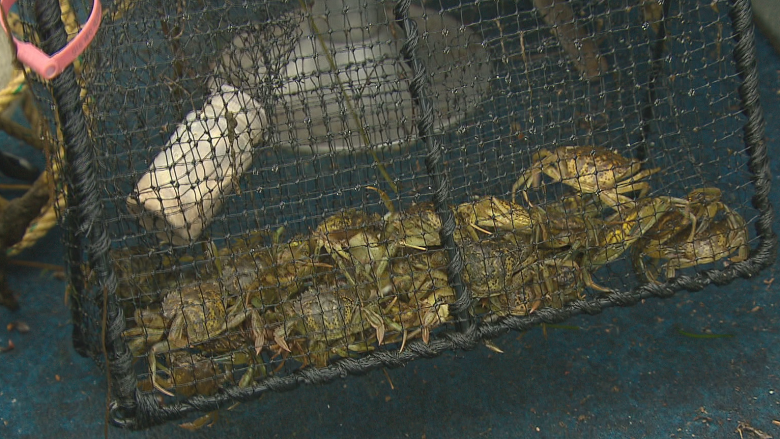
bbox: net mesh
[13,0,772,426]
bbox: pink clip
[0,0,101,80]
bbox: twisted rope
[0,79,60,257]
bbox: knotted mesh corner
[15,0,774,429]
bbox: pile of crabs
[119,146,749,398]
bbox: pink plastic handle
[0,0,101,80]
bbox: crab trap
[9,0,776,429]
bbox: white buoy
[127,85,265,244]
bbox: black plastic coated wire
[393,0,474,333]
[728,0,777,267]
[31,0,138,421]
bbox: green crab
[529,193,603,249]
[248,232,328,306]
[634,188,725,256]
[581,195,672,269]
[272,277,386,367]
[511,146,660,212]
[484,251,608,319]
[123,281,260,396]
[210,233,277,294]
[145,351,225,398]
[368,188,445,289]
[385,249,450,299]
[383,249,454,345]
[311,208,390,291]
[145,348,265,429]
[455,196,541,242]
[384,201,442,250]
[461,232,537,300]
[393,282,454,345]
[633,204,749,283]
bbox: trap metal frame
[12,0,777,429]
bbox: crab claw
[420,302,449,344]
[528,299,542,314]
[273,328,291,353]
[399,330,409,353]
[421,327,431,344]
[148,350,175,397]
[250,311,266,355]
[361,307,386,346]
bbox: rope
[0,75,26,109]
[6,191,62,256]
[0,43,58,256]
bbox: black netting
[13,0,776,429]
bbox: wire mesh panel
[13,0,775,429]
